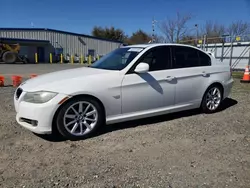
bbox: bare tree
[159,18,176,42]
[158,12,192,43]
[227,21,250,36]
[199,21,226,43]
[153,34,166,43]
[201,21,225,37]
[179,35,196,45]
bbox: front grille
[15,88,23,100]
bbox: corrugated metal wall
[0,29,121,56]
[198,42,250,69]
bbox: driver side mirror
[134,62,149,73]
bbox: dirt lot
[0,76,250,188]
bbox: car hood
[20,67,116,92]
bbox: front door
[121,46,176,114]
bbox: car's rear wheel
[56,97,104,140]
[201,85,223,113]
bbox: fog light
[20,118,38,127]
[31,120,38,127]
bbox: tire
[2,51,17,63]
[56,97,105,140]
[201,85,223,114]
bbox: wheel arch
[207,82,224,97]
[200,82,224,108]
[52,94,106,134]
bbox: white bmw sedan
[14,43,234,140]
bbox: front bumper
[14,89,69,134]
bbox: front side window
[139,46,171,71]
[90,47,143,70]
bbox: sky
[1,0,250,36]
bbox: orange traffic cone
[240,66,250,83]
[30,74,38,79]
[12,75,22,87]
[0,76,4,87]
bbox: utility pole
[221,34,229,62]
[152,17,157,43]
[203,35,207,51]
[195,24,198,46]
[248,46,250,67]
[229,36,234,67]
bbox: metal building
[0,28,123,63]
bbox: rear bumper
[223,78,234,99]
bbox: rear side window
[198,51,211,66]
[172,46,211,68]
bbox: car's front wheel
[201,85,223,113]
[56,97,104,140]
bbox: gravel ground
[0,78,250,188]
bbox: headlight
[23,91,57,104]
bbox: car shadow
[139,73,164,94]
[37,98,238,142]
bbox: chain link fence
[178,34,250,70]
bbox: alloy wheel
[205,87,221,111]
[63,101,98,136]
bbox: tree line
[91,12,250,45]
[92,26,153,45]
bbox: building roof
[0,28,123,44]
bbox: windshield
[90,47,144,70]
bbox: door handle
[165,76,175,81]
[202,71,209,77]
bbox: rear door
[171,46,212,106]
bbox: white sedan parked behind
[14,43,234,140]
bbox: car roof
[123,43,212,57]
[124,43,201,49]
